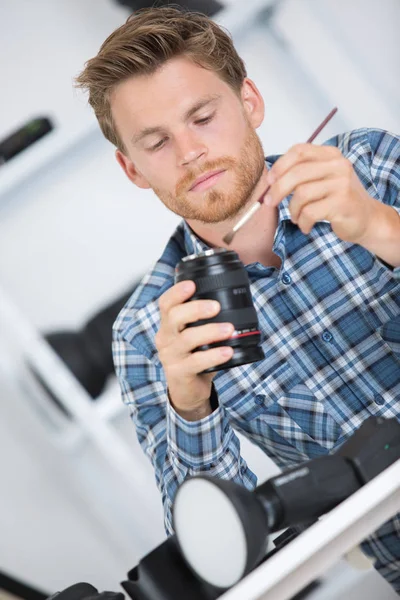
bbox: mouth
[189,169,226,192]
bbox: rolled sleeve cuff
[376,205,400,277]
[376,259,400,277]
[167,400,231,469]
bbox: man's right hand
[155,279,234,421]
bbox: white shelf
[0,120,98,202]
[95,378,128,422]
[0,0,130,202]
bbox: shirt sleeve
[360,130,400,592]
[366,128,400,278]
[360,514,400,594]
[367,128,400,210]
[112,328,257,536]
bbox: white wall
[0,0,399,595]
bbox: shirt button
[282,273,292,285]
[322,331,333,342]
[255,395,264,405]
[374,393,384,406]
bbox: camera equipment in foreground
[46,417,400,600]
[173,417,400,589]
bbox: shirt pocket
[227,362,343,468]
[360,284,400,363]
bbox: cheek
[142,161,177,193]
[211,116,248,156]
[133,152,173,184]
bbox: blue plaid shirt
[113,128,400,592]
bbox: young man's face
[112,56,266,224]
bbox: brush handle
[233,200,262,232]
[306,107,338,144]
[223,107,339,244]
[258,106,338,207]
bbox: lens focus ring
[194,269,248,294]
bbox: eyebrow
[130,93,221,146]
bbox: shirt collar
[182,156,292,256]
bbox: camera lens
[175,248,264,372]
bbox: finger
[267,143,341,187]
[296,198,333,235]
[184,345,234,375]
[290,179,335,223]
[167,298,221,335]
[158,280,196,318]
[266,159,340,208]
[157,299,221,348]
[177,321,234,357]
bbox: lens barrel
[175,248,264,372]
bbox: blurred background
[0,0,399,598]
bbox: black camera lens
[175,248,264,372]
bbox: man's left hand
[265,143,380,245]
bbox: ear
[115,150,151,189]
[240,78,265,129]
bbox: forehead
[110,56,233,132]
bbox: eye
[149,137,167,151]
[195,114,214,125]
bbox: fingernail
[220,347,233,357]
[206,301,219,315]
[220,323,233,334]
[183,281,194,293]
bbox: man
[76,6,400,592]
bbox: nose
[176,130,207,167]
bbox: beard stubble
[151,125,266,224]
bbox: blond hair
[75,6,247,152]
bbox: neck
[186,165,281,267]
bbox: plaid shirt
[113,128,400,593]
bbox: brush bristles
[221,107,339,248]
[223,201,262,245]
[223,230,235,245]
